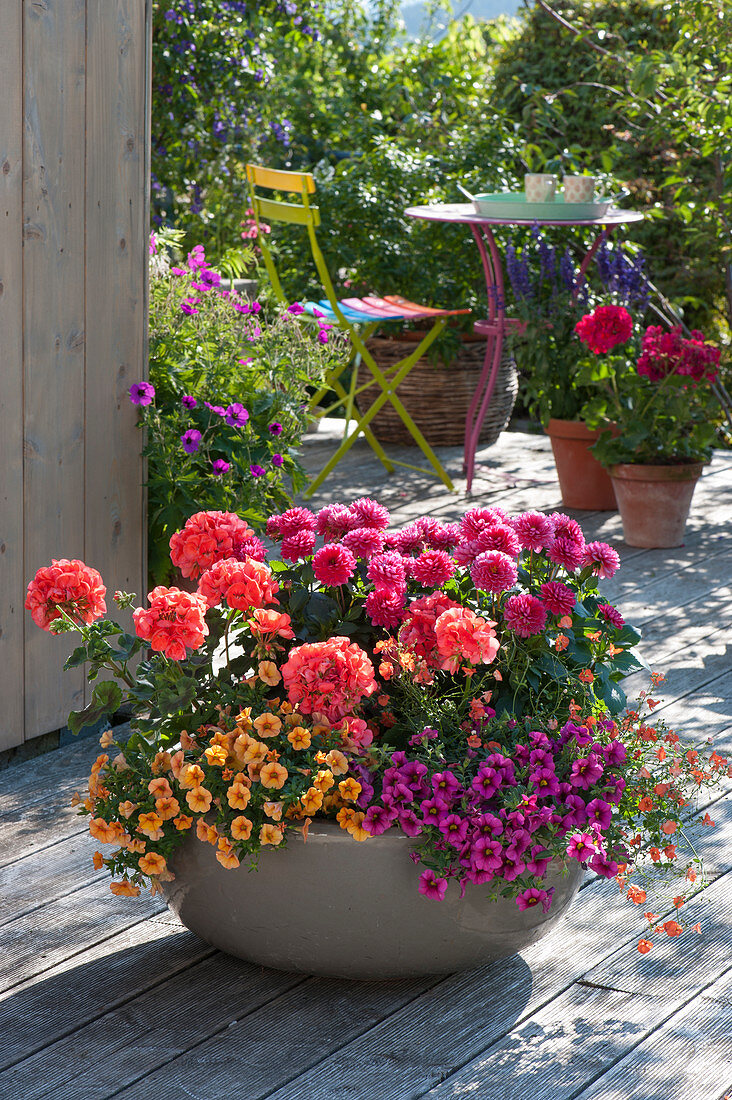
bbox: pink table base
[404,204,644,492]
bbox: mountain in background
[400,0,521,38]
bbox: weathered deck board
[0,427,729,1098]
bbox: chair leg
[306,321,455,495]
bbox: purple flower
[250,464,266,477]
[181,429,202,454]
[287,302,305,315]
[418,869,448,900]
[589,851,619,878]
[180,298,200,315]
[397,808,423,837]
[129,382,155,406]
[224,402,249,428]
[566,832,597,862]
[271,454,283,468]
[585,797,613,830]
[268,422,283,435]
[516,887,553,913]
[211,459,230,476]
[569,753,604,790]
[363,804,397,836]
[181,395,197,409]
[204,402,226,416]
[317,329,329,345]
[470,837,503,872]
[438,813,470,848]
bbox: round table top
[405,202,644,228]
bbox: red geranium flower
[26,559,107,631]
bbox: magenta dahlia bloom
[232,534,267,563]
[280,529,317,562]
[471,550,518,594]
[348,497,390,530]
[426,521,462,552]
[411,549,456,588]
[460,507,509,541]
[539,580,576,617]
[393,523,424,555]
[475,523,521,558]
[549,513,585,546]
[418,869,448,900]
[582,541,621,578]
[266,515,283,540]
[547,537,585,572]
[503,593,548,637]
[315,503,357,541]
[364,587,405,628]
[511,511,554,552]
[598,602,624,628]
[342,526,385,559]
[367,551,407,590]
[312,544,356,587]
[453,539,481,567]
[276,507,317,538]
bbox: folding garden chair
[245,163,471,495]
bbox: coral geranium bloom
[133,587,208,660]
[281,637,377,721]
[25,558,107,631]
[434,606,499,674]
[169,511,255,580]
[197,557,279,611]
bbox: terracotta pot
[608,462,705,548]
[161,821,584,980]
[546,418,617,511]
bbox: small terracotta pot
[609,462,705,548]
[546,418,617,511]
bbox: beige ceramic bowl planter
[608,462,705,548]
[161,822,584,979]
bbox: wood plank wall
[0,0,151,750]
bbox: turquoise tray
[472,192,611,220]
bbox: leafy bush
[136,235,347,584]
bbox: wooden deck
[2,424,731,1099]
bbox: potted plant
[26,499,728,977]
[140,234,347,585]
[576,308,724,547]
[506,233,651,510]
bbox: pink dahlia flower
[547,537,585,572]
[342,526,385,559]
[281,529,317,562]
[348,497,391,530]
[393,523,424,555]
[425,521,462,552]
[273,507,317,538]
[539,581,576,617]
[315,503,357,541]
[364,587,406,628]
[367,551,407,590]
[312,544,356,587]
[475,523,521,558]
[503,593,548,638]
[459,507,509,541]
[411,549,456,588]
[598,602,624,628]
[470,550,518,594]
[582,541,621,578]
[511,511,554,552]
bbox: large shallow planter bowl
[609,461,705,548]
[546,418,617,511]
[161,821,584,979]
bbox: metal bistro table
[404,203,644,492]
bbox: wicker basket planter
[357,335,518,448]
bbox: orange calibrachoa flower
[139,852,167,876]
[186,786,213,813]
[155,796,181,821]
[264,801,283,821]
[313,769,335,792]
[338,778,362,802]
[324,751,349,776]
[227,781,251,810]
[148,777,173,799]
[204,744,228,767]
[300,787,324,815]
[259,824,284,846]
[196,820,219,844]
[287,726,311,750]
[231,815,254,840]
[92,851,105,870]
[126,838,147,855]
[110,879,140,897]
[216,839,240,868]
[118,800,138,820]
[174,814,193,831]
[179,763,205,789]
[137,812,164,840]
[258,661,281,686]
[254,713,282,738]
[89,818,125,845]
[260,761,288,789]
